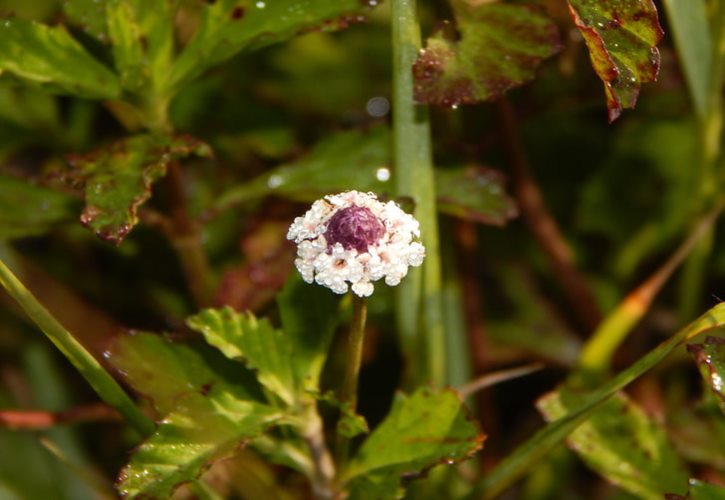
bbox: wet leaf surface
[0,175,77,240]
[167,0,371,93]
[688,336,725,415]
[343,387,484,499]
[538,390,689,498]
[215,127,517,226]
[567,0,663,122]
[413,2,561,106]
[437,166,517,226]
[62,0,109,43]
[0,18,120,98]
[111,332,281,498]
[64,134,212,244]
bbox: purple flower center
[325,205,385,253]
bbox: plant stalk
[0,258,154,436]
[391,0,446,387]
[166,161,215,308]
[334,295,368,470]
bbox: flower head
[287,191,425,297]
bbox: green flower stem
[0,257,154,437]
[340,295,367,412]
[335,295,367,465]
[391,0,446,387]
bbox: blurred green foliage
[0,0,723,498]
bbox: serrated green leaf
[343,387,484,499]
[0,175,76,239]
[108,332,265,416]
[106,0,175,94]
[567,0,663,122]
[538,391,688,499]
[62,0,109,43]
[688,336,725,415]
[187,307,300,406]
[110,332,281,497]
[167,0,368,93]
[118,392,282,498]
[661,0,712,119]
[64,134,212,244]
[214,127,517,225]
[0,18,120,98]
[413,2,560,106]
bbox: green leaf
[62,0,109,43]
[187,307,301,406]
[343,387,484,499]
[0,18,120,99]
[0,175,76,240]
[214,124,392,211]
[64,134,212,244]
[110,332,282,497]
[167,0,368,93]
[567,0,664,122]
[277,274,340,393]
[469,303,725,499]
[109,332,264,416]
[106,0,175,94]
[118,392,282,498]
[214,127,517,225]
[436,166,517,226]
[683,479,725,500]
[413,2,561,106]
[688,336,725,415]
[661,0,712,119]
[538,391,689,498]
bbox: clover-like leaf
[688,336,725,415]
[64,134,212,244]
[538,390,689,498]
[167,0,371,93]
[0,18,120,99]
[342,387,484,499]
[413,2,561,106]
[0,175,76,240]
[568,0,664,122]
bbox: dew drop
[255,1,265,8]
[366,96,390,117]
[267,174,283,189]
[375,167,391,182]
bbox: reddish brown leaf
[567,0,663,122]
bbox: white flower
[287,191,425,297]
